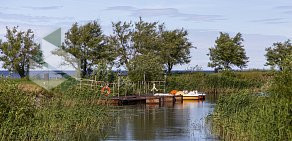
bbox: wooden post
[112,83,115,96]
[125,85,127,97]
[164,74,166,93]
[79,78,82,89]
[145,82,147,95]
[144,73,146,94]
[132,82,134,96]
[94,75,97,90]
[118,76,120,98]
[152,83,154,95]
[90,80,93,89]
[138,81,141,96]
[158,81,160,93]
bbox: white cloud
[250,18,290,24]
[106,6,225,22]
[23,6,63,10]
[0,12,74,25]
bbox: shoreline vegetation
[208,69,292,140]
[0,78,112,140]
[167,70,270,95]
[0,69,291,140]
[2,69,289,140]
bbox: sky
[0,0,291,71]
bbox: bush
[0,79,37,140]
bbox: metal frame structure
[77,75,167,98]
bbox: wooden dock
[77,78,205,106]
[107,95,184,106]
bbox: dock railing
[76,77,166,98]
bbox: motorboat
[182,90,206,100]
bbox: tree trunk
[15,65,26,78]
[81,59,87,78]
[167,62,173,74]
[18,69,26,78]
[25,64,30,80]
[214,68,219,73]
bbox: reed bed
[208,69,292,140]
[166,71,270,94]
[0,78,112,140]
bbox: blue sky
[0,0,291,70]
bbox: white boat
[154,93,173,96]
[182,90,206,100]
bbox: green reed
[0,78,112,140]
[208,69,292,140]
[166,71,269,94]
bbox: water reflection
[105,98,219,141]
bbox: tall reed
[208,69,291,140]
[0,78,112,140]
[166,71,269,94]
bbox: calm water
[105,97,219,141]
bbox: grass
[166,70,270,94]
[0,78,112,140]
[31,79,67,90]
[208,69,292,140]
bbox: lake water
[105,96,219,141]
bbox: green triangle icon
[43,28,61,47]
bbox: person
[151,83,158,94]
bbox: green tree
[265,40,292,71]
[128,53,164,81]
[110,18,161,69]
[159,28,192,73]
[110,21,133,68]
[0,26,44,78]
[111,18,168,81]
[91,62,115,82]
[207,32,248,71]
[132,17,160,55]
[53,21,115,78]
[111,18,192,75]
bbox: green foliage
[166,71,267,94]
[91,62,116,82]
[210,92,291,141]
[209,64,292,140]
[53,21,115,78]
[0,79,36,140]
[110,18,161,69]
[110,21,133,67]
[128,53,164,81]
[35,100,110,140]
[159,27,192,73]
[0,79,112,140]
[269,54,292,99]
[265,40,292,71]
[208,32,249,71]
[113,76,135,96]
[110,18,192,80]
[132,17,160,55]
[0,26,44,78]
